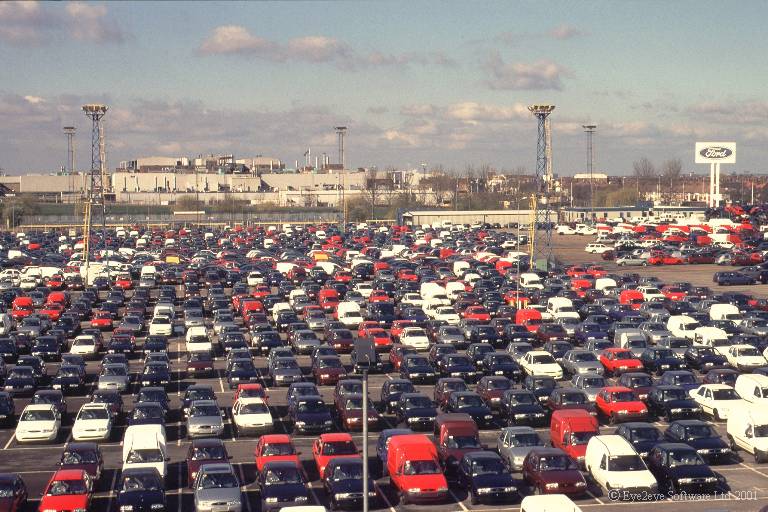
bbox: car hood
[510,404,546,414]
[297,411,332,423]
[188,417,223,428]
[17,419,56,431]
[262,482,308,499]
[196,487,241,503]
[472,473,515,489]
[39,494,89,511]
[684,437,728,450]
[663,399,699,409]
[118,489,165,508]
[404,407,437,418]
[538,469,585,484]
[668,464,716,480]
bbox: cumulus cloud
[483,52,570,91]
[198,25,457,70]
[0,1,125,45]
[549,24,587,40]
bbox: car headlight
[477,488,493,494]
[295,496,308,502]
[437,487,448,492]
[575,482,587,487]
[334,493,351,499]
[227,501,239,506]
[151,505,164,510]
[484,414,493,419]
[705,476,718,482]
[295,421,305,426]
[677,478,693,484]
[74,509,87,512]
[324,420,333,425]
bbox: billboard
[695,142,736,164]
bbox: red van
[11,297,33,320]
[619,289,644,310]
[388,434,448,504]
[550,409,599,465]
[515,308,543,333]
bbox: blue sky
[1,1,767,175]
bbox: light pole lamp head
[528,105,555,115]
[82,104,108,115]
[63,126,76,133]
[582,124,596,132]
[334,126,347,133]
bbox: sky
[1,0,767,175]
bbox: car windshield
[660,388,688,400]
[532,355,556,364]
[297,400,325,413]
[754,425,768,437]
[264,467,303,485]
[612,392,637,402]
[507,433,540,447]
[510,393,535,405]
[614,351,635,360]
[262,443,295,456]
[78,408,109,420]
[446,435,480,449]
[486,379,511,391]
[405,396,432,408]
[240,403,269,415]
[609,455,645,471]
[21,410,54,421]
[275,359,299,370]
[562,393,586,404]
[62,450,99,465]
[583,377,606,387]
[630,427,661,442]
[190,405,219,417]
[319,358,342,369]
[131,407,163,420]
[187,390,215,401]
[471,458,505,476]
[533,379,556,389]
[685,424,716,439]
[574,353,598,362]
[571,431,596,445]
[667,450,705,467]
[47,480,88,496]
[403,460,441,475]
[457,395,484,408]
[739,347,761,356]
[121,473,161,491]
[323,441,357,455]
[192,445,226,460]
[330,463,363,481]
[539,455,576,471]
[104,366,126,377]
[345,398,374,410]
[712,389,740,400]
[200,472,238,489]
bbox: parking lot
[3,232,768,512]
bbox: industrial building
[400,209,555,226]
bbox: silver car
[639,322,674,344]
[656,336,692,357]
[185,309,206,329]
[561,350,604,376]
[193,463,242,512]
[497,426,545,470]
[213,314,237,335]
[437,326,467,347]
[290,330,321,355]
[616,254,647,266]
[187,400,225,438]
[97,363,130,392]
[570,373,608,402]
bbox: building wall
[261,171,365,191]
[402,209,553,226]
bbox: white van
[735,374,768,406]
[594,278,617,293]
[585,435,657,495]
[519,273,544,290]
[445,281,466,301]
[727,404,768,463]
[185,326,212,352]
[123,424,168,479]
[337,301,363,328]
[520,495,582,512]
[546,297,580,320]
[667,315,701,340]
[709,303,742,324]
[140,265,157,279]
[693,326,732,356]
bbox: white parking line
[740,462,768,479]
[449,490,470,512]
[177,463,185,512]
[586,490,605,505]
[373,482,397,512]
[106,465,119,512]
[3,434,15,450]
[235,463,253,512]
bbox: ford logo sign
[699,146,733,159]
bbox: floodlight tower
[583,124,596,214]
[63,126,76,194]
[82,104,108,271]
[527,105,556,270]
[335,126,348,227]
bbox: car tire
[642,262,648,267]
[756,450,767,464]
[609,412,617,425]
[398,491,408,505]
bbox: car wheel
[398,491,408,505]
[609,412,616,425]
[642,262,648,267]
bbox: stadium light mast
[527,104,555,270]
[583,124,596,215]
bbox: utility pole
[335,126,347,228]
[583,124,596,216]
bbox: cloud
[198,25,277,57]
[366,106,389,115]
[64,2,125,43]
[0,1,125,45]
[483,52,570,90]
[687,101,768,125]
[549,24,587,40]
[198,25,457,70]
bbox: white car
[232,397,274,436]
[433,306,460,325]
[584,243,612,254]
[16,404,61,443]
[520,351,563,379]
[70,335,99,359]
[725,344,767,372]
[556,225,577,235]
[400,293,424,308]
[400,327,430,351]
[72,403,112,441]
[246,271,264,286]
[149,316,173,337]
[354,282,373,298]
[689,384,744,421]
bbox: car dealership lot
[1,283,768,512]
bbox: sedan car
[72,403,112,442]
[456,451,517,505]
[497,426,545,470]
[38,469,92,512]
[646,443,722,494]
[257,461,310,511]
[192,463,242,512]
[117,467,166,512]
[521,448,588,497]
[15,403,61,443]
[186,400,225,439]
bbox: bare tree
[363,167,380,218]
[382,166,398,205]
[633,157,657,178]
[660,159,682,181]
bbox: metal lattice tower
[63,126,76,194]
[82,104,108,270]
[583,124,596,214]
[335,126,347,227]
[527,104,555,270]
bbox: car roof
[319,433,354,442]
[51,468,87,480]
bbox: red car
[390,320,415,340]
[368,290,391,303]
[234,383,268,404]
[312,356,347,385]
[90,311,113,330]
[367,328,393,350]
[598,348,643,377]
[254,434,301,472]
[463,306,491,322]
[312,433,360,478]
[39,303,64,322]
[38,469,92,512]
[389,344,417,371]
[595,386,649,424]
[661,286,687,301]
[46,276,66,290]
[113,275,133,290]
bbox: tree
[363,167,379,218]
[632,157,657,178]
[660,159,682,181]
